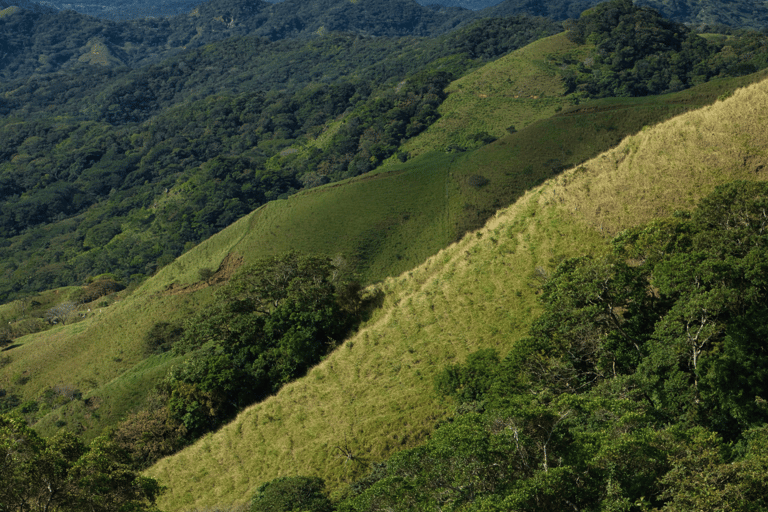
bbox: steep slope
[2,64,762,447]
[145,75,768,511]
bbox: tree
[164,252,369,439]
[0,414,163,512]
[45,302,78,325]
[250,476,333,512]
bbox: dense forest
[0,0,479,81]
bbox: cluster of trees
[110,253,378,467]
[252,181,768,511]
[0,415,163,512]
[563,0,768,97]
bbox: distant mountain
[472,0,768,28]
[0,0,477,80]
[414,0,503,9]
[41,0,199,19]
[0,0,56,13]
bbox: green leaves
[163,252,368,439]
[0,415,162,512]
[250,476,333,512]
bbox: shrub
[467,174,489,189]
[250,476,333,512]
[144,321,184,354]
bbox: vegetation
[3,2,768,511]
[563,0,768,97]
[481,0,768,30]
[3,30,768,473]
[149,253,373,451]
[0,15,561,303]
[145,75,768,510]
[334,181,768,510]
[1,0,766,305]
[0,415,163,512]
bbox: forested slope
[0,15,561,303]
[2,1,768,509]
[0,0,478,80]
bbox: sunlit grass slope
[400,32,588,157]
[146,76,768,512]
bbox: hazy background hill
[0,0,477,80]
[12,0,768,28]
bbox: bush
[250,476,333,512]
[79,279,126,303]
[144,321,184,354]
[467,174,490,189]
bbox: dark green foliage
[0,0,477,82]
[482,0,768,30]
[0,414,163,512]
[0,390,22,413]
[162,252,371,438]
[0,16,561,302]
[337,181,768,511]
[250,476,333,512]
[75,279,126,304]
[435,348,499,405]
[564,0,768,97]
[143,321,184,354]
[110,391,188,469]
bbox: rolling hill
[2,0,767,448]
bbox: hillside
[0,0,478,80]
[398,31,584,157]
[144,74,768,510]
[3,0,767,305]
[1,2,768,510]
[3,60,762,447]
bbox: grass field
[399,32,588,157]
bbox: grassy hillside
[144,76,768,510]
[400,31,586,157]
[1,54,764,443]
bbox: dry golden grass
[548,82,768,236]
[147,76,768,511]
